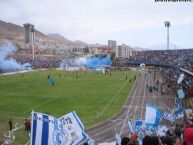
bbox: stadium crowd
[110,49,193,145]
[130,49,193,72]
[14,53,63,69]
[117,114,193,145]
[119,49,193,98]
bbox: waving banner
[145,104,162,127]
[59,111,87,145]
[174,98,184,119]
[134,120,143,132]
[30,111,87,145]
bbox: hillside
[47,33,87,46]
[0,20,51,41]
[0,20,88,46]
[47,33,72,45]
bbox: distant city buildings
[108,40,134,59]
[17,24,136,57]
[108,40,116,58]
[108,40,117,52]
[116,44,133,58]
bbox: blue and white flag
[30,112,66,145]
[59,111,87,145]
[145,104,162,127]
[139,128,145,139]
[162,112,174,122]
[174,98,184,119]
[134,120,145,141]
[156,125,168,136]
[144,125,156,135]
[30,111,87,145]
[134,120,143,132]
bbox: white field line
[85,75,138,133]
[120,78,138,135]
[22,96,59,114]
[132,73,144,127]
[123,95,174,99]
[140,79,146,119]
[97,80,128,118]
[109,95,121,105]
[122,105,173,109]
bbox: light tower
[30,25,35,61]
[164,21,171,50]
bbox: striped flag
[162,112,174,122]
[174,98,184,119]
[30,112,64,145]
[30,111,87,145]
[134,120,143,132]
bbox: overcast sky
[0,0,193,48]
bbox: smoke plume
[60,56,112,69]
[0,40,31,73]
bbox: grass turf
[0,70,137,144]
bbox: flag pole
[30,110,34,145]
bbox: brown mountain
[47,33,87,46]
[0,20,50,41]
[73,40,88,46]
[0,20,88,46]
[47,33,72,45]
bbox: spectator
[121,137,130,145]
[128,133,139,145]
[8,119,12,131]
[175,124,182,138]
[24,119,28,130]
[183,125,193,145]
[142,136,161,145]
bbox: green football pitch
[0,70,137,144]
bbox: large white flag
[59,111,87,145]
[30,111,87,145]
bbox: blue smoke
[60,57,112,69]
[84,57,112,69]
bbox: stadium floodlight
[164,21,171,50]
[31,25,35,61]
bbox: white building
[108,40,117,53]
[116,44,133,58]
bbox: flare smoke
[60,57,112,69]
[0,40,31,72]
